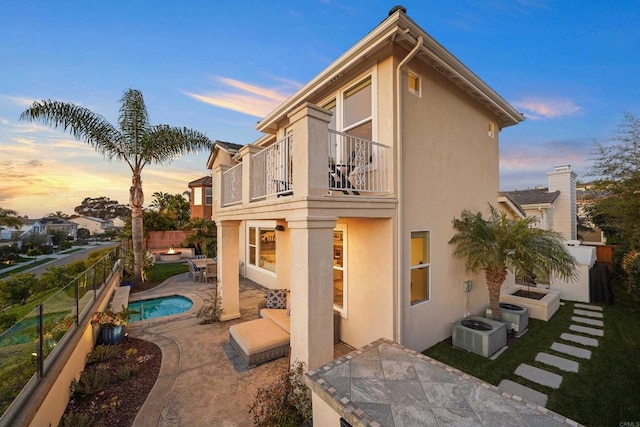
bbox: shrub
[249,361,312,426]
[115,363,139,381]
[71,369,111,397]
[627,255,640,301]
[59,412,94,427]
[87,344,124,363]
[197,289,222,324]
[0,273,36,305]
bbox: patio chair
[203,261,217,283]
[188,259,202,282]
[195,254,206,259]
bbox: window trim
[410,229,431,306]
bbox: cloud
[184,76,301,118]
[0,94,35,107]
[511,97,582,119]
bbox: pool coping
[127,289,204,327]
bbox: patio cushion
[229,318,290,356]
[266,289,287,309]
[260,308,290,333]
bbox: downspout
[394,33,423,343]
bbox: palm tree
[0,208,23,229]
[20,89,213,283]
[183,218,216,257]
[449,204,577,320]
[48,211,68,219]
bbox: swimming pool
[128,295,193,321]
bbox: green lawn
[423,284,640,426]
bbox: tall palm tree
[20,89,213,283]
[449,204,577,320]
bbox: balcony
[221,129,391,208]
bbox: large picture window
[410,230,430,305]
[248,225,276,273]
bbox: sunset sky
[1,0,638,218]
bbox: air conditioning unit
[486,303,529,336]
[499,302,529,335]
[452,316,507,358]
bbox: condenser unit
[452,316,507,358]
[499,302,529,335]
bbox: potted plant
[91,307,136,345]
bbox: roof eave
[256,10,524,132]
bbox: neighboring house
[188,176,213,220]
[190,141,243,220]
[40,217,78,239]
[111,216,127,230]
[68,215,110,236]
[210,8,524,371]
[500,165,577,241]
[499,165,598,302]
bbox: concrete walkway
[500,302,605,408]
[127,273,287,426]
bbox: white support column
[288,216,337,371]
[218,220,241,321]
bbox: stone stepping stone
[551,342,592,359]
[570,324,604,337]
[535,352,579,373]
[560,333,599,347]
[499,379,548,407]
[573,309,603,319]
[515,363,563,389]
[574,303,603,311]
[572,316,604,327]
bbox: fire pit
[159,248,182,262]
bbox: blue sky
[1,0,638,218]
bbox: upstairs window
[193,187,202,206]
[205,187,212,205]
[488,121,496,139]
[408,71,421,97]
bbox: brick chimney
[547,165,577,241]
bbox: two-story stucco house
[210,7,524,371]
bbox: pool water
[128,295,193,321]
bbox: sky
[1,0,639,218]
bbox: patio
[126,273,352,426]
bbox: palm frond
[119,89,150,151]
[142,125,213,164]
[20,100,124,159]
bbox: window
[333,227,347,313]
[205,187,212,205]
[488,121,496,139]
[323,74,378,172]
[408,72,421,97]
[248,225,277,273]
[410,231,430,304]
[193,187,202,206]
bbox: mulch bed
[61,337,161,427]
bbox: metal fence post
[36,304,43,378]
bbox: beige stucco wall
[338,218,394,348]
[398,54,498,351]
